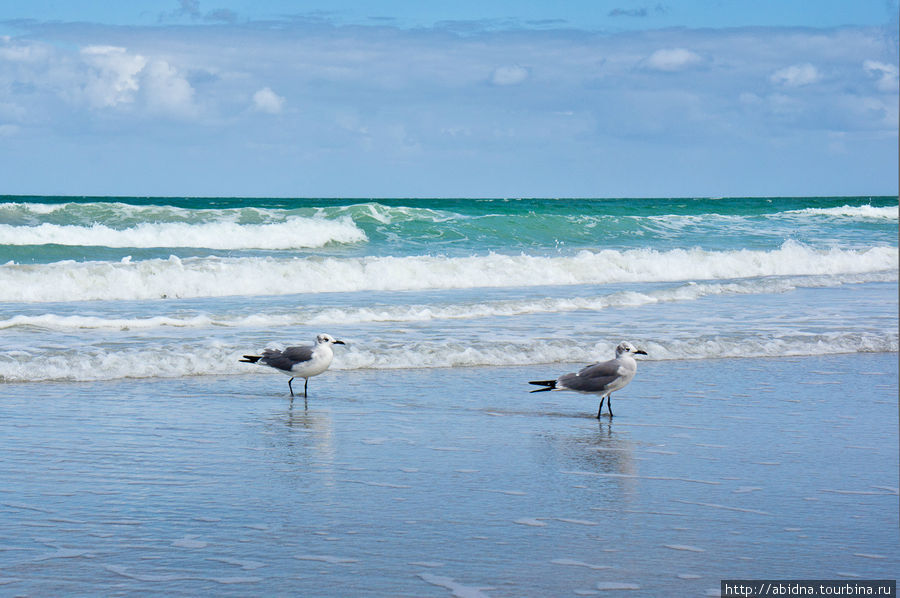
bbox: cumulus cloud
[142,60,196,116]
[252,87,286,114]
[770,63,821,87]
[863,60,899,92]
[491,65,529,85]
[76,45,196,116]
[80,45,147,108]
[0,39,50,63]
[644,48,702,72]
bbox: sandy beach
[1,352,896,596]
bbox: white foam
[418,573,493,598]
[784,204,899,219]
[0,313,221,331]
[551,558,612,570]
[672,499,772,516]
[2,242,896,303]
[554,518,599,526]
[294,554,359,564]
[1,332,897,382]
[0,216,366,249]
[4,273,889,331]
[0,200,454,228]
[663,544,706,552]
[596,582,641,590]
[514,518,547,527]
[172,535,208,549]
[105,565,196,583]
[732,486,764,494]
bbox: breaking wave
[1,272,892,330]
[0,217,366,249]
[1,242,895,303]
[1,333,895,382]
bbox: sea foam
[0,333,895,382]
[0,217,366,249]
[784,204,899,219]
[0,272,891,331]
[1,242,895,303]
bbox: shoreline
[1,352,897,596]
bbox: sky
[0,1,897,198]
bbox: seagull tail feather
[240,355,262,363]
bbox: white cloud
[142,60,196,116]
[491,65,529,85]
[252,87,285,114]
[80,45,146,108]
[0,40,50,63]
[644,48,702,72]
[863,60,899,93]
[77,46,197,116]
[770,63,821,87]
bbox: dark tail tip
[239,355,262,363]
[529,380,556,393]
[529,379,557,387]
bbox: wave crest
[0,216,366,249]
[784,205,899,219]
[1,333,895,382]
[0,242,895,303]
[2,273,892,330]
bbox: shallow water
[2,353,896,597]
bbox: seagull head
[316,333,346,346]
[616,341,647,357]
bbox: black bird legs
[597,395,613,419]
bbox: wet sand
[1,353,897,596]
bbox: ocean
[1,196,897,381]
[1,195,897,596]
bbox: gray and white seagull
[241,333,345,397]
[529,341,648,418]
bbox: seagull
[529,341,648,418]
[240,333,345,397]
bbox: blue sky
[0,1,897,197]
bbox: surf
[2,242,896,303]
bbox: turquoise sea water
[0,195,896,381]
[0,195,897,596]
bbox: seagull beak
[333,340,346,345]
[635,349,648,355]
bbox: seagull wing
[259,345,313,372]
[281,345,315,363]
[557,359,621,393]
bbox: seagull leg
[597,396,606,419]
[304,378,309,398]
[288,377,295,396]
[607,394,613,418]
